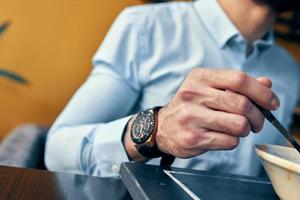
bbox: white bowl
[255,144,300,200]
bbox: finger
[257,77,272,88]
[186,87,265,133]
[198,108,252,137]
[186,105,252,137]
[192,69,280,110]
[218,90,264,133]
[195,131,240,151]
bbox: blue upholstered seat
[0,124,48,169]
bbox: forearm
[46,113,149,175]
[45,124,97,174]
[45,116,132,177]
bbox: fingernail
[271,98,280,109]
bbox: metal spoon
[255,104,300,153]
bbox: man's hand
[155,68,279,158]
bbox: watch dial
[131,110,155,144]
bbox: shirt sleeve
[45,8,145,177]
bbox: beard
[256,0,300,12]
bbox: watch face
[131,110,155,144]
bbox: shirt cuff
[81,116,132,177]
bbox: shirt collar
[193,0,274,49]
[254,30,274,49]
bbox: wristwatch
[130,107,176,168]
[130,107,162,158]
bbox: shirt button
[112,164,120,174]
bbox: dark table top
[0,163,280,200]
[120,162,279,200]
[0,165,131,200]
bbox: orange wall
[0,0,141,138]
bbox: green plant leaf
[0,69,28,84]
[0,21,10,36]
[0,22,28,84]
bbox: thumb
[257,77,272,88]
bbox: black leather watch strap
[160,153,175,169]
[138,142,175,169]
[136,143,162,158]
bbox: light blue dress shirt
[45,0,300,177]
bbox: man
[45,0,300,177]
